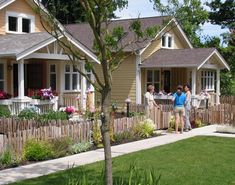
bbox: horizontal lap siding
[141,28,187,61]
[0,0,46,35]
[0,10,4,34]
[142,39,161,61]
[94,55,136,108]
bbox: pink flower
[89,106,95,113]
[0,91,11,99]
[65,106,75,114]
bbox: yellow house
[0,0,230,114]
[0,0,99,114]
[66,16,230,108]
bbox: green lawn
[12,136,235,185]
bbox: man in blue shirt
[173,85,186,134]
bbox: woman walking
[184,84,192,131]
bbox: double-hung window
[161,33,173,48]
[86,69,92,91]
[146,70,160,92]
[6,11,35,33]
[49,64,56,91]
[201,70,216,91]
[0,63,5,91]
[64,65,81,91]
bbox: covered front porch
[140,48,230,107]
[0,32,97,114]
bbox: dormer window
[6,11,35,33]
[22,18,31,33]
[8,16,18,32]
[161,34,173,48]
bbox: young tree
[151,0,208,47]
[36,1,161,184]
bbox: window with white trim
[0,64,4,91]
[146,70,160,92]
[64,65,81,91]
[86,68,92,91]
[161,34,173,48]
[6,11,35,33]
[49,64,56,91]
[201,70,216,91]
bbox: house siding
[141,29,187,61]
[94,55,136,108]
[0,0,46,35]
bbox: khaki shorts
[174,107,185,117]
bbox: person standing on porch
[184,84,192,131]
[173,85,186,134]
[144,85,159,118]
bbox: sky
[115,0,228,39]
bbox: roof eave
[197,49,230,71]
[16,36,57,61]
[0,0,15,10]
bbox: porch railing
[0,97,58,115]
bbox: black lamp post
[125,97,131,117]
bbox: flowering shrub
[0,91,11,99]
[31,88,54,100]
[64,106,75,114]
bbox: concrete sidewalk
[0,125,234,185]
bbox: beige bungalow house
[0,0,99,114]
[0,0,230,114]
[66,16,230,108]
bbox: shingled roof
[65,16,169,52]
[0,32,53,58]
[0,0,7,4]
[141,48,217,68]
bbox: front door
[27,64,43,90]
[13,63,44,96]
[163,70,171,93]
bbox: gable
[0,0,46,35]
[141,19,193,61]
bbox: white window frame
[85,69,95,92]
[0,62,6,91]
[146,69,161,93]
[64,64,81,92]
[5,11,35,34]
[161,33,174,49]
[48,64,57,91]
[201,70,216,91]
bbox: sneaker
[185,129,189,132]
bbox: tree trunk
[101,88,113,185]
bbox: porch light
[125,97,131,117]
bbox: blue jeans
[185,107,191,129]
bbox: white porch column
[216,68,220,105]
[18,59,25,98]
[191,68,197,107]
[136,51,142,104]
[81,62,87,110]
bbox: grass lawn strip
[11,136,235,185]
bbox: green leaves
[151,0,209,47]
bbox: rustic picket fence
[194,104,235,125]
[0,116,146,155]
[0,103,234,155]
[220,96,235,105]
